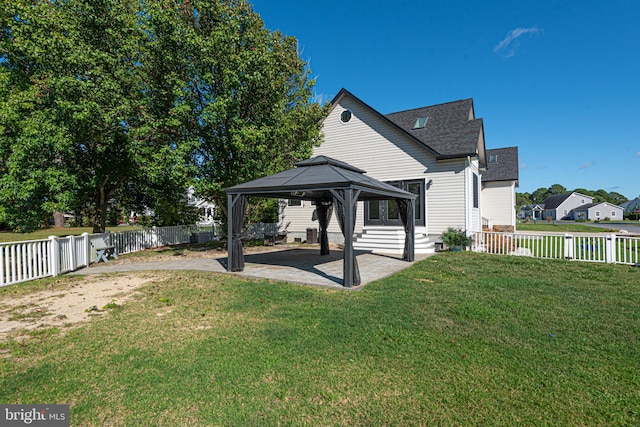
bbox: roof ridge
[384,98,473,116]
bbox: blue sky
[251,0,640,199]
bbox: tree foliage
[144,0,327,218]
[517,184,629,207]
[0,0,324,232]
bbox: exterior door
[365,180,425,226]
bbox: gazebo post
[227,193,233,272]
[343,189,353,288]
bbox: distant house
[481,147,519,231]
[542,192,593,220]
[570,202,623,221]
[519,203,544,220]
[186,186,217,225]
[541,192,624,221]
[621,196,640,218]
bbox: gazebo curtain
[396,198,415,262]
[231,195,246,272]
[333,190,360,286]
[317,201,333,256]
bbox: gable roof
[542,193,573,209]
[542,192,593,209]
[621,197,640,210]
[385,99,484,159]
[573,202,619,210]
[328,88,485,161]
[481,147,519,183]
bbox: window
[340,110,352,123]
[563,209,568,216]
[595,211,600,217]
[489,155,498,163]
[612,211,616,217]
[581,199,585,204]
[473,173,479,208]
[413,116,428,129]
[288,199,301,206]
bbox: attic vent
[413,116,428,129]
[340,110,352,123]
[489,155,498,163]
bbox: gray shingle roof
[542,193,572,209]
[482,147,519,182]
[225,155,416,201]
[384,99,482,158]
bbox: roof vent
[413,116,428,129]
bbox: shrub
[441,227,473,250]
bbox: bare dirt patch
[0,273,164,338]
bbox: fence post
[69,235,77,271]
[49,236,61,276]
[564,233,574,260]
[606,233,616,264]
[82,232,91,266]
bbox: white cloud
[635,151,640,157]
[519,162,529,170]
[578,162,594,170]
[494,27,543,58]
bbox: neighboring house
[280,88,518,253]
[186,186,217,225]
[570,202,623,221]
[520,203,545,220]
[621,196,640,218]
[481,147,519,231]
[542,192,594,220]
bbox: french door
[365,179,425,226]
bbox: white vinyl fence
[0,225,215,288]
[473,231,640,266]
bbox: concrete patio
[72,247,431,290]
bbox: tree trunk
[93,186,108,233]
[53,211,65,228]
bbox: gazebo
[224,156,416,287]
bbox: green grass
[517,221,619,233]
[1,253,639,425]
[0,226,141,243]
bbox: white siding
[482,181,516,228]
[426,160,466,235]
[280,95,476,239]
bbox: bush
[441,227,473,250]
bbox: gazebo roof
[225,156,416,201]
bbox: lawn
[0,226,140,243]
[517,221,619,233]
[1,252,639,425]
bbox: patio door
[365,180,425,226]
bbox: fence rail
[0,225,215,288]
[473,231,640,266]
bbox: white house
[542,192,594,220]
[570,202,624,221]
[280,89,519,253]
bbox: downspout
[466,156,472,233]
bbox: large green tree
[0,0,173,232]
[1,0,325,232]
[146,0,327,219]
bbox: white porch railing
[0,225,216,288]
[473,231,640,266]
